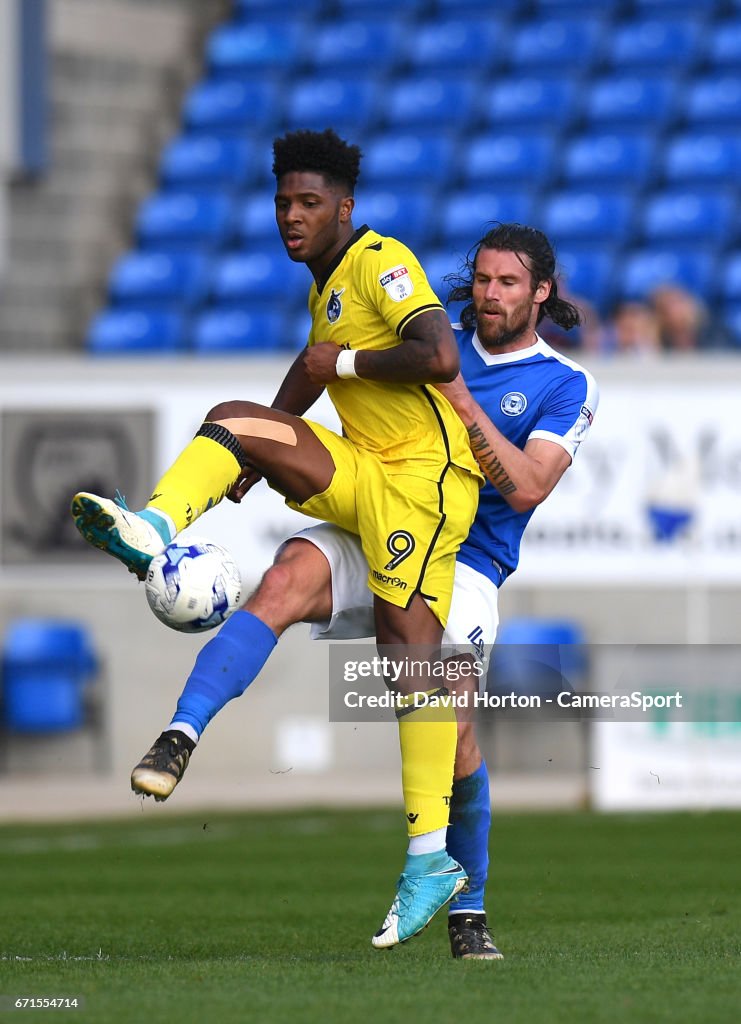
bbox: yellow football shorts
[278,419,480,627]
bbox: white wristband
[335,348,358,379]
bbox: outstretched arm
[437,374,571,513]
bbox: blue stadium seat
[509,18,604,69]
[419,248,465,310]
[440,190,535,244]
[488,618,587,699]
[405,18,504,69]
[109,251,208,308]
[362,134,454,185]
[206,21,304,74]
[584,75,677,126]
[642,189,735,243]
[86,309,186,354]
[335,0,426,13]
[384,76,477,130]
[234,189,278,245]
[463,132,555,184]
[685,76,741,125]
[183,78,279,133]
[209,250,309,306]
[310,20,402,71]
[632,0,710,9]
[482,76,577,127]
[607,18,703,68]
[541,189,635,243]
[352,189,435,247]
[555,245,615,310]
[191,308,290,353]
[2,620,98,732]
[617,248,715,300]
[721,254,741,300]
[436,0,520,10]
[159,135,253,189]
[284,76,379,132]
[706,21,741,66]
[724,303,741,346]
[533,0,618,9]
[136,192,235,249]
[561,132,655,185]
[663,132,741,182]
[233,0,324,15]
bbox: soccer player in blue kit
[130,223,599,958]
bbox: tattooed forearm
[467,421,517,496]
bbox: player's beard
[476,293,536,350]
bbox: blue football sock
[446,761,491,914]
[171,610,277,738]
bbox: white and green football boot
[70,491,167,579]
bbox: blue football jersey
[455,328,599,585]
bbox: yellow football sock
[145,425,245,534]
[397,687,457,837]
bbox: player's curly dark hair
[445,222,582,331]
[272,128,362,194]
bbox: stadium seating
[488,618,587,699]
[725,303,741,346]
[209,250,309,307]
[561,132,656,186]
[706,20,741,65]
[606,18,704,69]
[1,620,99,732]
[405,18,505,69]
[182,78,279,133]
[685,75,741,125]
[482,76,577,127]
[159,136,253,189]
[508,18,605,69]
[234,189,279,245]
[441,190,535,244]
[108,251,209,309]
[136,192,235,250]
[617,248,715,300]
[541,190,636,244]
[352,189,436,247]
[206,21,305,74]
[463,132,555,185]
[285,76,379,133]
[641,189,735,243]
[87,310,186,354]
[584,76,677,127]
[663,132,741,183]
[384,76,477,131]
[721,253,741,301]
[555,245,616,310]
[87,0,741,351]
[363,133,455,185]
[191,308,291,353]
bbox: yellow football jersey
[307,226,481,480]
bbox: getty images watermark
[327,644,741,723]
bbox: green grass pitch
[0,808,739,1024]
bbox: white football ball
[144,537,242,633]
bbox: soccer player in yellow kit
[71,129,482,946]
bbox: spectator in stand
[600,300,661,358]
[650,285,730,352]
